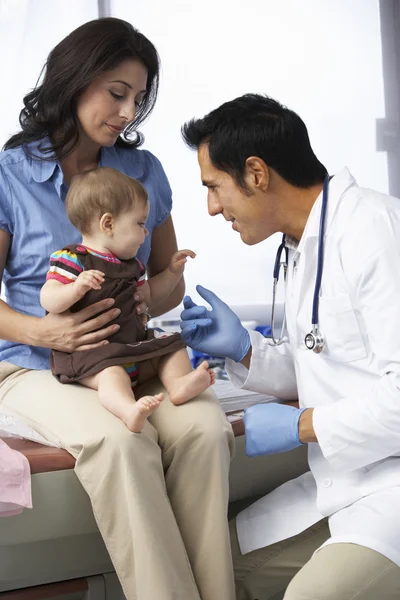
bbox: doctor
[180,94,400,599]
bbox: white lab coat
[226,168,400,565]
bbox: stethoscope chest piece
[304,326,325,353]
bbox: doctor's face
[198,144,279,245]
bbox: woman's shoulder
[0,140,48,181]
[0,145,29,172]
[112,145,168,180]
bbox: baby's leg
[81,366,164,433]
[158,349,215,405]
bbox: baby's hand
[73,270,105,298]
[169,249,196,275]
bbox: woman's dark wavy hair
[3,17,160,158]
[182,94,327,189]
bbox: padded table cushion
[1,438,75,474]
[0,402,304,475]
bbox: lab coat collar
[293,167,356,256]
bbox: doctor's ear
[244,157,269,192]
[99,212,114,236]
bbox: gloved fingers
[180,318,213,331]
[180,304,209,321]
[182,295,198,310]
[243,403,275,429]
[245,403,279,416]
[245,441,259,458]
[244,403,269,419]
[196,285,228,310]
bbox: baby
[40,167,214,432]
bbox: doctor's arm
[312,216,400,471]
[298,409,317,442]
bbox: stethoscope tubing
[270,174,329,349]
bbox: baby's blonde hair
[66,167,148,235]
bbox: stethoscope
[271,174,329,354]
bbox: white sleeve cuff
[225,330,298,399]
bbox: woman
[0,18,235,600]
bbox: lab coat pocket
[319,295,367,362]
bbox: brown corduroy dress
[49,245,186,384]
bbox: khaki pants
[0,362,235,600]
[230,518,400,599]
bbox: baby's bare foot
[208,367,216,386]
[124,393,164,432]
[169,361,214,405]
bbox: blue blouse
[0,139,173,370]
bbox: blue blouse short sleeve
[113,146,173,266]
[142,150,173,228]
[0,165,14,236]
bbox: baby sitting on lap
[40,167,214,432]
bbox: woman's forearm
[0,300,44,347]
[149,278,185,318]
[147,269,181,308]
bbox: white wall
[0,0,98,149]
[112,0,387,309]
[1,0,387,315]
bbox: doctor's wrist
[240,346,252,369]
[232,329,251,363]
[298,408,317,443]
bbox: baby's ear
[99,212,114,235]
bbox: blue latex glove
[244,403,307,457]
[180,285,251,362]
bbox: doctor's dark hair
[3,18,160,158]
[182,94,327,189]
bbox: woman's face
[76,59,148,148]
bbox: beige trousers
[0,362,235,600]
[230,518,400,599]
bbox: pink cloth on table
[0,438,32,517]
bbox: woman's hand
[38,298,121,352]
[134,289,151,326]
